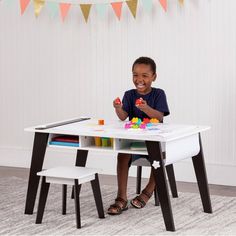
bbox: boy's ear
[153,73,157,81]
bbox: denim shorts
[128,154,150,167]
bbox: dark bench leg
[74,179,81,229]
[25,133,49,214]
[90,174,105,219]
[71,150,89,199]
[192,134,212,213]
[146,141,175,232]
[62,184,67,215]
[136,166,142,194]
[154,187,160,206]
[36,176,50,224]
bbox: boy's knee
[117,153,131,162]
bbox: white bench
[35,166,105,228]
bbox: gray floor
[1,166,236,197]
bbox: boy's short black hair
[132,57,156,75]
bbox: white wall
[0,0,236,186]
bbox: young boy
[107,57,170,215]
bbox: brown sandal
[107,197,128,215]
[130,189,153,209]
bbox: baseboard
[0,146,236,186]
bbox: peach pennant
[159,0,167,12]
[111,2,123,20]
[19,0,30,15]
[59,3,71,22]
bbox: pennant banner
[16,0,187,22]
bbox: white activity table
[24,118,212,231]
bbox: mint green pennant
[141,0,152,13]
[47,1,59,18]
[4,0,15,7]
[95,3,107,18]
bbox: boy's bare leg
[117,153,131,200]
[145,168,156,193]
[107,153,131,214]
[132,168,156,206]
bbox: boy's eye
[133,74,151,78]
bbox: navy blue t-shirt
[122,88,170,120]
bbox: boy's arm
[113,98,128,121]
[137,101,164,122]
[115,107,128,121]
[143,106,164,122]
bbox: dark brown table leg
[192,134,212,213]
[25,132,49,214]
[146,141,175,232]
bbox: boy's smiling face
[132,63,157,95]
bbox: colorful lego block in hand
[115,97,121,105]
[135,98,143,106]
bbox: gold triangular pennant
[126,0,138,18]
[33,0,45,17]
[80,4,92,23]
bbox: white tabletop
[25,118,210,142]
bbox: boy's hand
[136,98,149,112]
[113,97,122,109]
[113,97,128,121]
